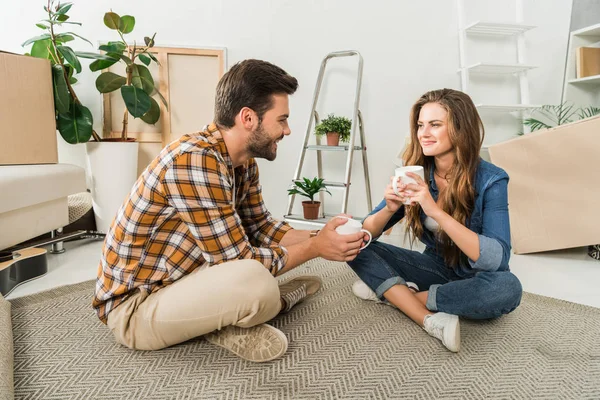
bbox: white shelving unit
[456,0,539,139]
[562,23,600,107]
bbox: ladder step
[292,179,347,188]
[284,214,364,226]
[305,145,364,152]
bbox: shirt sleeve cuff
[274,245,289,273]
[468,234,503,272]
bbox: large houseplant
[22,0,109,144]
[91,11,168,140]
[83,10,167,233]
[315,114,352,146]
[287,177,331,220]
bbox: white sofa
[0,164,86,251]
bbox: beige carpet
[6,259,600,400]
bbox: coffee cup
[334,216,372,250]
[392,166,425,205]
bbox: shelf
[283,214,363,227]
[305,145,363,151]
[292,179,347,188]
[475,104,541,112]
[463,62,537,74]
[464,21,536,36]
[568,74,600,85]
[572,23,600,37]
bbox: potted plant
[315,114,352,146]
[82,10,168,233]
[287,177,331,220]
[22,0,110,144]
[521,102,600,134]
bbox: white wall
[2,0,572,222]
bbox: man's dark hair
[214,59,299,128]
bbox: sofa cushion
[0,164,86,214]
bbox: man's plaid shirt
[93,124,292,324]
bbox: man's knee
[228,260,280,308]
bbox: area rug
[8,259,600,399]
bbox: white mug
[334,216,372,250]
[392,166,425,205]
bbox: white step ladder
[284,50,372,226]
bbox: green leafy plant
[92,10,168,140]
[22,0,111,143]
[521,102,600,134]
[287,177,331,203]
[315,114,352,142]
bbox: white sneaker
[423,312,461,352]
[351,280,420,305]
[352,280,381,302]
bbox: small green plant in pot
[92,10,168,141]
[315,114,352,146]
[287,177,331,220]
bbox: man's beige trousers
[107,259,282,350]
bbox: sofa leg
[50,228,65,254]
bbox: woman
[348,89,522,352]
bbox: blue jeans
[347,241,523,319]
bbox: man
[93,59,366,362]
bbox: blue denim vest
[367,159,511,277]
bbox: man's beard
[247,122,280,161]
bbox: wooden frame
[102,47,225,147]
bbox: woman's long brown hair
[403,89,484,267]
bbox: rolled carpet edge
[0,294,14,400]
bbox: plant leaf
[36,23,49,29]
[145,52,160,66]
[57,45,81,73]
[55,33,75,43]
[74,51,115,60]
[138,54,151,66]
[131,64,154,94]
[154,88,168,110]
[119,15,135,34]
[95,71,126,93]
[22,33,51,47]
[58,21,82,26]
[144,34,155,47]
[140,97,160,124]
[55,2,72,15]
[57,14,69,22]
[30,39,51,59]
[69,76,78,84]
[62,31,92,46]
[52,65,71,114]
[121,85,151,118]
[89,53,120,71]
[578,106,600,120]
[57,102,93,144]
[103,12,121,30]
[99,42,126,54]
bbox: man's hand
[313,215,365,262]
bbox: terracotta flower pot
[302,201,321,220]
[326,132,340,146]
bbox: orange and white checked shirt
[93,124,292,324]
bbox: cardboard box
[0,51,58,165]
[488,116,600,254]
[576,47,600,78]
